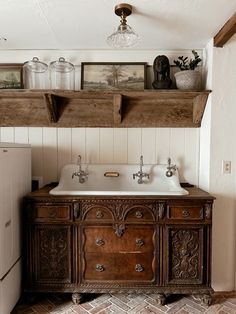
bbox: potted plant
[174,50,202,90]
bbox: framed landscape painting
[0,64,23,89]
[81,62,147,90]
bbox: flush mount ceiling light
[107,3,139,48]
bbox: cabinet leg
[156,293,166,305]
[201,293,212,306]
[72,292,83,304]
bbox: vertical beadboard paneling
[169,128,186,182]
[114,128,128,164]
[85,128,100,163]
[156,128,170,164]
[127,128,142,164]
[14,127,29,144]
[184,128,200,185]
[0,127,15,143]
[71,128,86,163]
[99,128,114,163]
[42,128,58,184]
[141,128,156,164]
[28,128,43,178]
[57,128,72,177]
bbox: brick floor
[11,292,236,314]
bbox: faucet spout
[72,155,88,183]
[166,157,177,177]
[133,155,150,184]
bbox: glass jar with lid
[23,57,48,89]
[49,57,75,90]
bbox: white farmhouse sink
[50,164,188,196]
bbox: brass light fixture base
[114,3,132,17]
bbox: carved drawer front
[124,205,155,222]
[34,204,71,221]
[83,226,155,253]
[32,225,73,284]
[83,253,155,282]
[164,226,205,285]
[167,204,203,220]
[81,202,113,221]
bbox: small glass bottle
[23,57,48,89]
[49,57,75,90]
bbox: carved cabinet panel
[164,226,205,285]
[30,224,74,285]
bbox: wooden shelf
[0,89,211,128]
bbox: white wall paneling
[71,128,86,164]
[85,128,100,164]
[113,129,128,164]
[57,128,72,178]
[14,127,29,144]
[99,128,114,163]
[42,128,58,185]
[127,129,142,164]
[0,127,14,143]
[141,128,156,164]
[0,126,200,186]
[28,128,43,179]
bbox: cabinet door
[164,225,207,285]
[32,225,74,285]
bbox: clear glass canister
[23,57,48,89]
[49,57,75,90]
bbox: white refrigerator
[0,143,31,314]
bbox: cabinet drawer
[124,205,155,222]
[83,253,155,282]
[167,205,203,220]
[34,204,71,221]
[83,226,155,253]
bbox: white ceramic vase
[174,70,201,90]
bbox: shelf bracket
[193,93,209,126]
[113,94,123,125]
[44,93,58,123]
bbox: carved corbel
[158,202,165,219]
[205,202,212,220]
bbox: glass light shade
[107,24,139,48]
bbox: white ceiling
[0,0,235,50]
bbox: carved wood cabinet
[24,187,214,305]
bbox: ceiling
[0,0,235,50]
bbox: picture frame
[0,63,23,89]
[81,62,147,90]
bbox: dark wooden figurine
[152,55,172,89]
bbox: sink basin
[50,164,188,196]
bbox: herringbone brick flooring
[11,292,236,314]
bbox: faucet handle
[167,157,171,167]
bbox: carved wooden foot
[72,292,83,304]
[156,293,166,305]
[201,293,212,306]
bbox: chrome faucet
[166,157,177,177]
[72,155,88,183]
[133,155,150,184]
